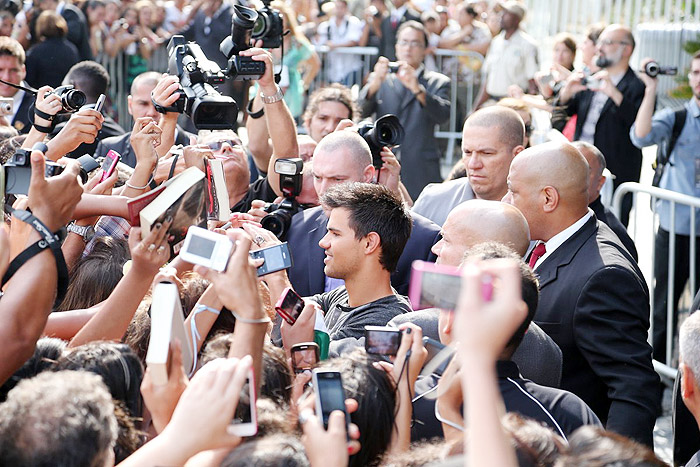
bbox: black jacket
[590,197,638,260]
[533,217,659,446]
[60,3,92,61]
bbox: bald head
[432,199,531,266]
[465,106,525,150]
[504,142,590,241]
[311,130,374,196]
[314,130,372,171]
[572,141,606,203]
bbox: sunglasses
[524,123,533,136]
[206,139,241,151]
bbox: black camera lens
[60,89,86,111]
[253,12,268,37]
[373,114,404,147]
[191,97,238,130]
[645,62,660,78]
[229,5,257,54]
[261,208,295,239]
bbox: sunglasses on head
[206,139,240,151]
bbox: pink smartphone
[409,260,463,311]
[274,287,304,325]
[100,149,121,182]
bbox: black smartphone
[312,369,350,431]
[291,342,320,373]
[275,287,304,325]
[422,337,454,376]
[364,325,402,356]
[250,242,293,277]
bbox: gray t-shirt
[311,286,413,355]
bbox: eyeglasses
[397,40,425,49]
[206,139,240,151]
[524,123,533,136]
[598,39,630,47]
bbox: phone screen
[419,271,461,310]
[316,373,346,428]
[187,234,216,260]
[251,242,292,276]
[365,329,401,355]
[231,374,253,425]
[292,346,318,372]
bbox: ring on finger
[147,244,157,252]
[157,245,167,254]
[254,235,265,246]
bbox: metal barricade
[613,182,700,381]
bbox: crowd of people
[0,0,699,465]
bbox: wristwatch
[67,223,95,242]
[260,86,284,104]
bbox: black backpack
[652,108,687,187]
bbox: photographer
[359,21,450,201]
[630,52,700,364]
[0,37,35,133]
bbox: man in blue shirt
[630,51,700,363]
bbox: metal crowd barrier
[310,46,483,168]
[613,182,700,381]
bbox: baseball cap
[500,1,526,20]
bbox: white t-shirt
[484,29,538,96]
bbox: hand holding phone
[180,226,234,272]
[291,342,320,373]
[409,260,462,311]
[94,93,106,113]
[364,326,402,356]
[228,368,257,437]
[100,149,120,182]
[312,369,350,432]
[275,287,304,325]
[250,242,293,277]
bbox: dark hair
[0,370,117,467]
[502,413,566,466]
[556,425,666,466]
[585,24,605,45]
[0,337,65,402]
[58,236,130,311]
[318,350,397,467]
[321,182,412,273]
[554,33,576,57]
[221,433,310,467]
[397,20,429,47]
[35,10,68,39]
[0,36,25,65]
[463,242,539,353]
[65,60,110,103]
[202,337,293,406]
[694,50,700,61]
[303,83,357,124]
[54,342,144,419]
[466,106,525,151]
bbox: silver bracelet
[260,86,284,104]
[230,307,271,325]
[125,174,154,190]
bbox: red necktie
[528,242,547,268]
[391,17,398,28]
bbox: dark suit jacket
[378,8,421,61]
[25,38,80,89]
[533,216,659,446]
[61,3,92,61]
[590,197,638,260]
[286,206,441,297]
[11,91,35,134]
[563,67,645,184]
[359,68,451,199]
[93,125,193,167]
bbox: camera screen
[231,375,253,425]
[317,374,345,426]
[262,246,284,271]
[188,235,217,259]
[366,330,401,355]
[101,156,116,172]
[293,348,318,371]
[419,271,461,310]
[280,291,304,321]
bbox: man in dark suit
[573,141,638,260]
[0,37,34,134]
[286,130,440,297]
[57,1,92,61]
[360,21,450,200]
[503,141,660,447]
[94,71,194,167]
[378,0,420,61]
[557,24,644,226]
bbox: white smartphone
[94,93,106,113]
[179,226,233,272]
[228,369,257,437]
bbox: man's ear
[441,309,455,337]
[364,231,381,256]
[363,164,375,183]
[681,362,698,406]
[127,95,133,116]
[596,175,606,194]
[541,185,559,213]
[512,145,525,158]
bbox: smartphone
[250,242,293,277]
[228,368,257,437]
[422,337,454,376]
[94,93,106,113]
[408,260,462,311]
[291,342,320,373]
[180,226,234,272]
[275,287,304,325]
[100,149,121,182]
[364,325,402,356]
[312,369,350,431]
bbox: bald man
[393,199,563,387]
[412,106,525,226]
[572,141,638,260]
[503,141,660,447]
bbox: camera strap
[2,209,69,303]
[0,78,38,95]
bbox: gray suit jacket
[359,68,451,200]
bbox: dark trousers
[613,178,633,227]
[653,228,700,363]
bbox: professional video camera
[219,5,268,79]
[357,114,405,169]
[262,158,304,240]
[3,143,99,197]
[643,61,678,78]
[251,0,284,49]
